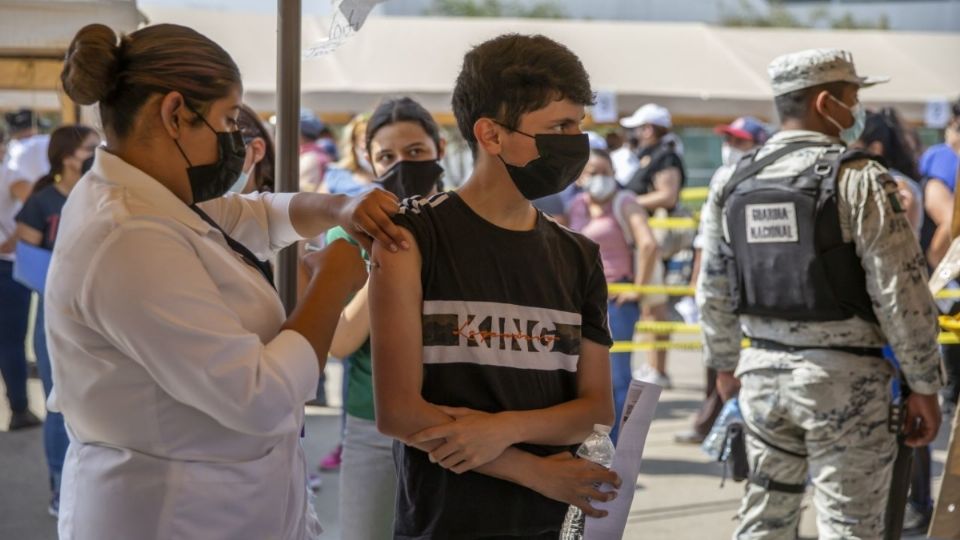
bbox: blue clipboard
[12,241,52,294]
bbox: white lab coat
[45,149,321,540]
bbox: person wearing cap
[619,104,689,388]
[674,117,770,445]
[298,109,336,194]
[0,108,51,430]
[619,103,686,211]
[697,48,943,538]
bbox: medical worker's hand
[339,189,406,253]
[302,239,367,292]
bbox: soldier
[697,48,944,539]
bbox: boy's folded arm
[369,228,449,446]
[500,338,615,446]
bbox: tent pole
[276,0,301,314]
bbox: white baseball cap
[620,104,672,129]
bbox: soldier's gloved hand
[716,370,740,401]
[903,393,941,447]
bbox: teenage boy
[370,34,621,539]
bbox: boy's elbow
[374,396,416,440]
[375,413,401,439]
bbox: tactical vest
[717,141,879,323]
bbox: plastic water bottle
[558,424,616,540]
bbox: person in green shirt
[328,96,445,540]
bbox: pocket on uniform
[168,442,290,540]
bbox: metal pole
[276,0,301,314]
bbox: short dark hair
[366,96,441,154]
[774,81,850,123]
[451,33,593,153]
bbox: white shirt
[610,146,640,186]
[46,149,320,540]
[0,134,50,260]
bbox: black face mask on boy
[495,123,589,200]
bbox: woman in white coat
[46,23,406,540]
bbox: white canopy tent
[142,7,960,125]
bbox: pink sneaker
[318,445,342,472]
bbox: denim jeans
[607,298,640,444]
[0,260,31,413]
[338,414,397,540]
[34,299,68,492]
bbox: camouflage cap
[768,48,889,96]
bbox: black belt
[748,337,883,359]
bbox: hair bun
[61,24,121,105]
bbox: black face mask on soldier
[495,123,589,200]
[376,159,444,199]
[173,105,247,204]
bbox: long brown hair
[31,125,97,195]
[337,114,369,174]
[60,23,241,140]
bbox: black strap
[742,422,808,459]
[719,141,826,205]
[748,337,883,359]
[189,205,276,290]
[749,473,807,494]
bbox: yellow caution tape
[610,283,960,301]
[941,333,960,345]
[680,187,710,203]
[646,217,699,230]
[607,283,696,296]
[634,321,701,334]
[615,333,960,352]
[611,340,705,353]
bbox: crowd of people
[0,20,958,540]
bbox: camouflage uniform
[697,125,943,537]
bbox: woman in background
[567,149,661,443]
[233,104,275,193]
[15,124,99,517]
[329,96,445,540]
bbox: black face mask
[496,127,589,200]
[81,156,95,175]
[376,160,444,199]
[174,106,247,203]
